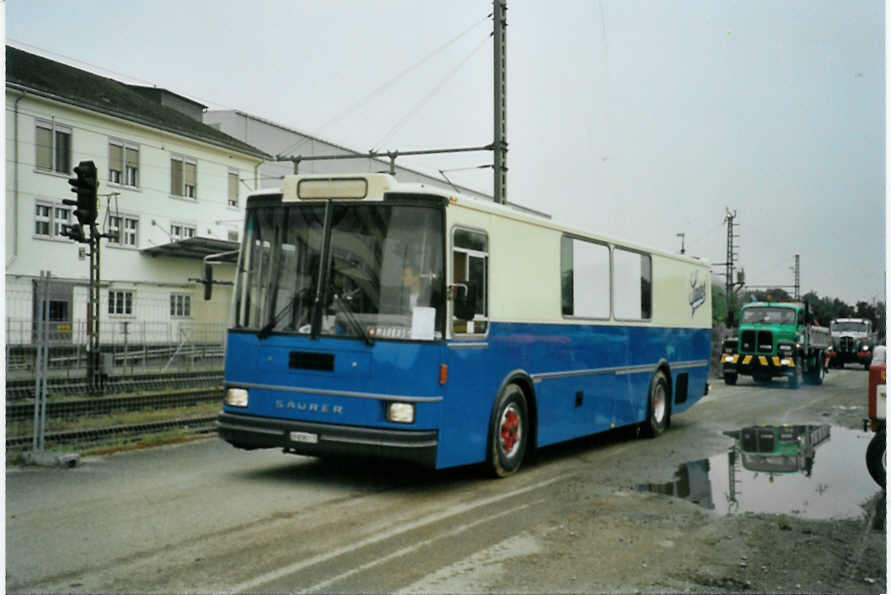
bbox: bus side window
[452,229,488,335]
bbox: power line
[274,14,490,157]
[372,34,490,150]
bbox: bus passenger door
[441,228,492,468]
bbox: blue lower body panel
[220,324,710,470]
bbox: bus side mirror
[204,263,213,300]
[453,280,476,320]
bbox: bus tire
[641,371,670,438]
[487,383,529,478]
[866,428,885,488]
[723,372,738,385]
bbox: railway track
[5,371,223,401]
[6,387,222,422]
[6,416,218,449]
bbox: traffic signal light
[60,223,87,243]
[64,161,98,225]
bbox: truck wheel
[788,364,802,389]
[641,371,670,437]
[866,428,885,488]
[487,383,529,478]
[806,358,825,385]
[723,372,737,385]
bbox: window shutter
[125,147,138,169]
[171,159,183,195]
[228,172,238,204]
[109,144,123,173]
[36,127,52,170]
[184,162,196,188]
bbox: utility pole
[714,208,741,325]
[493,0,507,204]
[793,254,800,301]
[676,232,686,255]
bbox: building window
[35,121,72,174]
[228,172,239,207]
[108,215,139,247]
[34,202,71,239]
[227,230,239,242]
[109,141,139,187]
[171,156,197,198]
[170,294,191,318]
[108,290,133,315]
[170,223,197,241]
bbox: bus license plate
[290,431,318,444]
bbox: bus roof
[249,173,710,268]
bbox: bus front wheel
[488,384,529,478]
[641,371,670,438]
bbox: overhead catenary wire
[273,14,491,157]
[372,33,491,151]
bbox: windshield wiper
[331,293,374,346]
[257,288,310,340]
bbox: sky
[5,0,886,305]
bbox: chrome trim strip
[671,360,709,370]
[532,359,709,381]
[321,435,438,449]
[614,364,657,376]
[216,421,283,436]
[227,382,443,403]
[447,342,489,349]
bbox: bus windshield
[234,201,444,341]
[740,307,796,325]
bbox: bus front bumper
[216,411,438,467]
[722,354,796,378]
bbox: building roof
[6,46,269,161]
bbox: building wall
[5,91,259,344]
[204,110,493,202]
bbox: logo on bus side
[275,400,343,414]
[689,270,707,318]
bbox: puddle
[635,425,883,519]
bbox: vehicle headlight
[224,388,249,407]
[862,345,871,352]
[386,402,415,424]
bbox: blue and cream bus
[216,174,711,476]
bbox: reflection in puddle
[635,425,882,519]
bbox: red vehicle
[865,345,886,487]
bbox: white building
[204,109,494,202]
[5,46,268,350]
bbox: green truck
[721,302,831,388]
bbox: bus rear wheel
[641,371,670,438]
[488,384,529,478]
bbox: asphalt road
[6,366,885,593]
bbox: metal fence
[7,273,227,456]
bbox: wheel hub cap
[500,405,522,457]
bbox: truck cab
[829,318,876,369]
[721,302,830,388]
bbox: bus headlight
[224,388,249,407]
[387,402,414,424]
